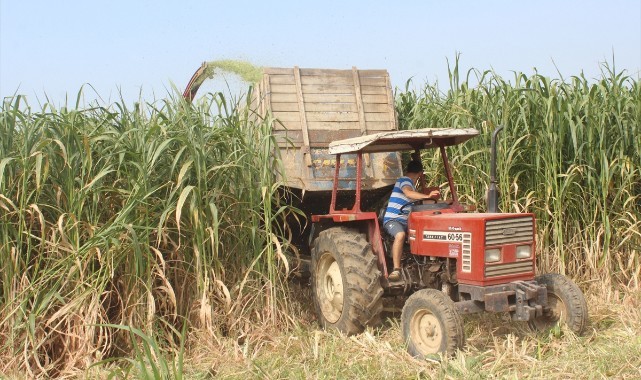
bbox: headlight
[516,245,532,259]
[485,248,501,263]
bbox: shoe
[388,268,402,281]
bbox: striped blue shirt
[383,176,415,226]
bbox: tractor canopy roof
[328,127,480,155]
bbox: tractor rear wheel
[311,227,383,335]
[529,273,588,335]
[401,289,465,357]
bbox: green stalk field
[1,61,640,378]
[0,91,299,377]
[398,60,640,283]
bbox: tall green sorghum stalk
[0,88,296,376]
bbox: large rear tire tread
[401,289,465,357]
[530,273,589,335]
[311,226,383,335]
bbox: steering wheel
[400,200,424,214]
[400,197,440,214]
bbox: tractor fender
[309,216,387,277]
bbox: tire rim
[534,293,566,329]
[410,309,443,355]
[548,293,566,321]
[316,252,344,323]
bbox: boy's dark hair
[406,160,423,173]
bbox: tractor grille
[461,232,472,273]
[485,261,534,278]
[485,216,534,246]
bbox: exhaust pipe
[487,125,504,213]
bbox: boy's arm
[402,185,440,200]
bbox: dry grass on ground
[8,280,639,379]
[172,281,641,380]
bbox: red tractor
[309,126,588,357]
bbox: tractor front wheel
[311,227,383,334]
[401,289,465,357]
[529,273,589,335]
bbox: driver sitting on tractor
[383,160,440,281]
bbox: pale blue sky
[1,1,640,105]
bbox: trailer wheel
[530,273,588,335]
[311,227,383,334]
[401,289,465,357]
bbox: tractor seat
[378,207,386,225]
[378,208,392,238]
[378,208,394,256]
